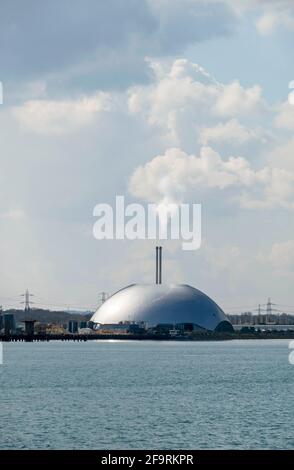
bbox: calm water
[0,339,293,449]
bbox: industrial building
[3,314,16,335]
[91,247,233,333]
[24,320,36,336]
[68,320,79,334]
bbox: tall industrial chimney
[156,246,159,284]
[159,246,162,284]
[155,246,162,284]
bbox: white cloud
[1,0,294,309]
[129,146,294,210]
[239,167,294,209]
[255,12,279,35]
[214,81,264,117]
[256,10,294,35]
[275,102,294,130]
[269,137,294,171]
[128,58,265,145]
[12,92,112,135]
[199,119,265,145]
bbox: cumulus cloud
[275,102,294,130]
[198,119,266,146]
[1,1,294,307]
[12,92,112,135]
[214,81,264,117]
[127,57,294,217]
[12,58,270,143]
[128,59,266,145]
[269,137,294,172]
[129,146,294,210]
[239,167,294,209]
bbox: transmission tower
[252,304,264,323]
[20,289,34,319]
[98,292,108,306]
[20,290,36,335]
[264,298,278,324]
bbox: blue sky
[186,19,294,103]
[1,0,294,313]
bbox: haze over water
[0,340,293,449]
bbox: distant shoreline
[1,331,294,342]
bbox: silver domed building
[91,247,233,333]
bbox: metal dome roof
[90,283,233,332]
